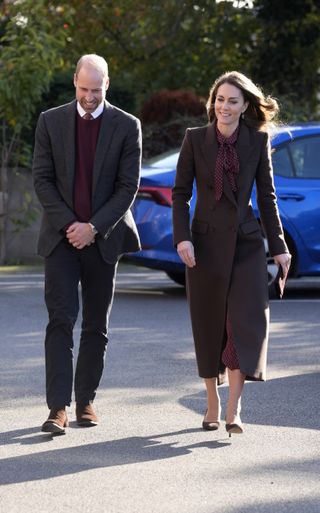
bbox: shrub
[141,89,206,124]
[141,89,207,159]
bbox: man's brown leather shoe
[76,403,98,427]
[41,407,68,434]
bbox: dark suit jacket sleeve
[255,132,288,256]
[172,129,195,246]
[33,113,76,231]
[90,118,142,239]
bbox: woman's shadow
[2,371,318,486]
[179,371,320,430]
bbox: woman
[172,71,291,437]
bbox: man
[33,54,141,434]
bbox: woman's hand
[177,241,196,268]
[274,253,292,280]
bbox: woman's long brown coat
[172,121,288,382]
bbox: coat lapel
[62,100,77,203]
[201,122,218,182]
[235,121,255,192]
[92,101,117,194]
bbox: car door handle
[278,193,305,201]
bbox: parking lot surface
[0,264,319,513]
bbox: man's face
[74,66,109,113]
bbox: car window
[289,136,320,178]
[272,147,293,177]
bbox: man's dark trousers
[44,239,117,409]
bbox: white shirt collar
[77,101,104,119]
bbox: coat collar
[201,120,255,206]
[202,119,254,167]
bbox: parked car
[128,123,320,292]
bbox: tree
[0,0,69,263]
[2,0,319,263]
[46,0,255,107]
[250,0,320,120]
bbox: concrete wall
[5,168,42,264]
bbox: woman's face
[214,82,248,132]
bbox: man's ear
[73,73,77,88]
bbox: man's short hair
[75,54,109,80]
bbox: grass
[0,264,43,273]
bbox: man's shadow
[0,427,229,485]
[2,372,318,486]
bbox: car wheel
[166,271,186,286]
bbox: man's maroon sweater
[74,113,102,222]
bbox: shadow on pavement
[223,498,319,513]
[0,427,229,485]
[179,371,320,431]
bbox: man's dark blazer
[33,99,141,264]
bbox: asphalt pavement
[0,263,319,513]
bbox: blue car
[128,123,320,290]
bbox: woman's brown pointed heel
[225,421,243,437]
[202,410,220,431]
